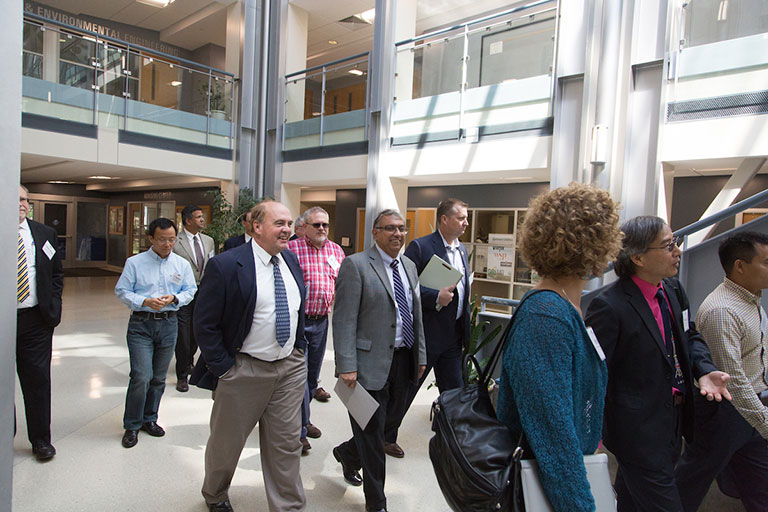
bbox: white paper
[586,327,606,361]
[170,272,182,285]
[682,309,690,332]
[42,240,56,260]
[327,255,341,271]
[489,41,504,55]
[334,378,379,430]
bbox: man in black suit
[384,199,471,458]
[585,215,731,512]
[222,210,253,251]
[16,185,63,461]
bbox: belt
[673,394,685,406]
[131,311,176,320]
[394,346,412,352]
[305,314,327,320]
[17,305,39,316]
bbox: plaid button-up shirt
[696,277,768,438]
[288,236,346,316]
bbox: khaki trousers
[202,349,307,511]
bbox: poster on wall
[109,206,124,235]
[487,245,513,281]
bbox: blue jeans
[301,316,329,438]
[123,315,177,430]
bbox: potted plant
[201,81,228,120]
[204,187,260,251]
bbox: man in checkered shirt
[288,206,346,454]
[676,231,768,512]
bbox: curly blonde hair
[519,183,623,279]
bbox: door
[39,201,74,268]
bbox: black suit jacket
[403,231,471,354]
[222,234,246,252]
[585,277,717,469]
[190,241,307,390]
[26,219,64,328]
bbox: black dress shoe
[32,441,56,461]
[333,446,362,486]
[122,430,138,448]
[208,500,234,512]
[176,377,189,392]
[140,421,165,437]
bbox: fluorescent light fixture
[328,40,338,45]
[137,0,175,7]
[360,8,376,24]
[88,175,116,180]
[170,80,182,87]
[348,69,364,76]
[48,180,74,184]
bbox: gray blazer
[333,245,427,391]
[173,227,215,284]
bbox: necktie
[390,259,415,349]
[193,235,205,272]
[655,288,686,393]
[271,256,291,346]
[18,233,30,303]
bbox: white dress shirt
[374,243,414,348]
[439,231,465,319]
[18,219,38,309]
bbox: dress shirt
[696,278,768,438]
[631,274,674,344]
[374,243,414,348]
[115,247,197,311]
[439,231,465,319]
[18,219,38,309]
[183,229,208,263]
[240,241,302,361]
[288,236,346,316]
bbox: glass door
[127,201,175,257]
[75,200,108,266]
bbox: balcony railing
[22,13,235,150]
[391,0,557,144]
[283,52,370,151]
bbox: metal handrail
[479,296,520,312]
[285,51,370,80]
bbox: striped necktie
[18,232,30,303]
[390,259,414,349]
[271,256,291,346]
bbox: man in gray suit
[332,209,426,512]
[173,205,215,392]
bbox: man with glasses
[288,206,346,454]
[332,209,426,512]
[115,217,196,448]
[585,215,730,512]
[676,231,768,512]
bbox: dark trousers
[676,393,768,512]
[615,402,684,512]
[16,306,54,445]
[336,349,413,510]
[385,319,463,443]
[175,298,197,379]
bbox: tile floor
[12,276,745,511]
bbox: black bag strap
[478,289,557,388]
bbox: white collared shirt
[240,241,302,360]
[439,231,465,319]
[374,243,414,348]
[18,219,38,309]
[183,229,205,262]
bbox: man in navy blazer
[221,210,253,252]
[384,198,471,457]
[191,200,308,512]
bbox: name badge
[682,309,690,332]
[586,326,606,361]
[208,250,215,259]
[42,240,56,260]
[327,255,340,271]
[761,307,767,338]
[170,272,183,285]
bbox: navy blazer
[403,230,471,353]
[585,277,718,469]
[27,219,64,328]
[190,241,308,390]
[222,234,246,252]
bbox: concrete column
[280,183,302,220]
[1,1,22,507]
[42,23,58,82]
[284,4,308,123]
[225,3,242,77]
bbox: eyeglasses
[376,225,408,233]
[154,237,177,244]
[648,236,684,253]
[310,222,330,229]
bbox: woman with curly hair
[496,182,623,511]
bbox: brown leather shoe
[384,442,404,458]
[301,437,311,455]
[313,387,331,402]
[176,377,189,392]
[306,423,322,439]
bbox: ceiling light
[48,180,74,184]
[328,40,338,45]
[88,176,116,180]
[137,0,175,7]
[348,69,364,76]
[360,8,376,24]
[170,80,182,87]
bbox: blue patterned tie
[390,259,414,349]
[271,256,291,346]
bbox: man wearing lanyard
[676,231,768,512]
[288,206,346,454]
[585,215,730,512]
[115,217,196,448]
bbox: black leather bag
[429,291,544,512]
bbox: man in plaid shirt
[288,206,346,454]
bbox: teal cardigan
[496,290,607,512]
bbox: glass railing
[668,0,768,113]
[392,0,557,143]
[283,52,370,151]
[22,15,235,150]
